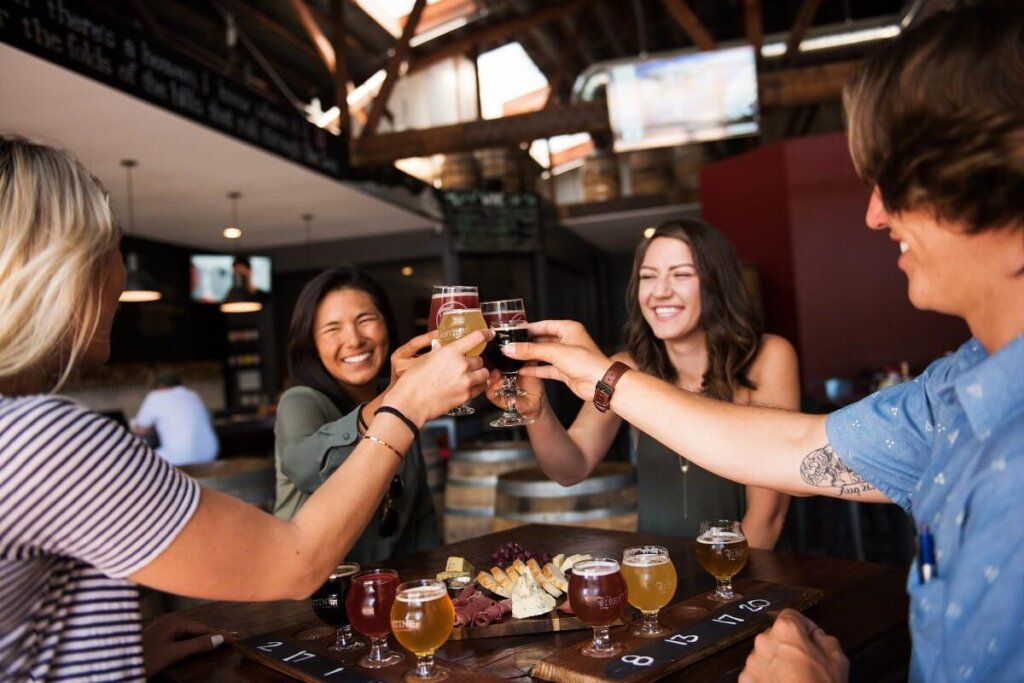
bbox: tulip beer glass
[391,579,455,682]
[696,520,749,601]
[347,569,404,668]
[568,558,628,658]
[437,308,487,416]
[428,286,478,333]
[310,561,364,651]
[481,299,534,428]
[621,546,677,637]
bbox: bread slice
[560,553,593,574]
[491,566,514,592]
[552,553,565,570]
[543,562,569,592]
[527,558,563,597]
[512,558,530,578]
[505,564,520,584]
[477,570,511,598]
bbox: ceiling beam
[784,0,822,61]
[289,0,335,73]
[743,0,763,51]
[362,0,428,136]
[544,10,589,107]
[660,0,715,51]
[594,1,628,57]
[408,0,597,75]
[759,60,858,108]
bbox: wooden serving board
[532,580,823,683]
[236,624,506,683]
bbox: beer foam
[331,563,359,579]
[697,531,745,544]
[573,559,620,576]
[623,553,670,567]
[396,585,447,603]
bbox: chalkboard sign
[441,191,543,253]
[239,634,384,683]
[0,0,345,178]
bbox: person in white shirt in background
[133,370,219,465]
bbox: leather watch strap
[593,361,631,413]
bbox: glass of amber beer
[621,546,677,637]
[391,579,455,682]
[437,307,487,416]
[696,520,749,601]
[568,558,628,658]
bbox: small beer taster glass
[621,546,677,637]
[568,558,628,658]
[390,579,455,682]
[696,520,749,601]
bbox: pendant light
[118,159,162,303]
[220,191,263,313]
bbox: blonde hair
[0,135,120,391]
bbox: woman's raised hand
[501,320,612,402]
[484,369,546,419]
[384,329,493,425]
[387,330,436,387]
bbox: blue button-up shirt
[826,335,1024,682]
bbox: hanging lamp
[118,160,162,303]
[220,191,263,313]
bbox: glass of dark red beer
[311,561,364,651]
[428,286,478,333]
[481,299,534,428]
[567,558,628,658]
[346,568,405,668]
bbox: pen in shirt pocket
[918,523,937,583]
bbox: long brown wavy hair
[625,220,763,401]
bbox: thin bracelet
[363,434,404,462]
[357,404,369,432]
[374,406,419,440]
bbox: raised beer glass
[437,308,487,416]
[347,568,405,668]
[696,520,749,601]
[481,299,534,428]
[568,558,628,658]
[310,561,364,651]
[621,546,677,637]
[428,286,478,333]
[390,579,455,682]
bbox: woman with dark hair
[491,220,798,548]
[275,266,441,564]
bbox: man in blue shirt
[499,3,1023,681]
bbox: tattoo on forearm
[799,444,876,497]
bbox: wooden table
[159,525,910,683]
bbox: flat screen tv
[606,45,759,152]
[190,254,272,304]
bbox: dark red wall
[702,133,969,396]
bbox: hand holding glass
[621,546,677,637]
[481,299,534,428]
[391,579,455,682]
[696,520,749,601]
[437,308,487,416]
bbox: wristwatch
[593,361,631,413]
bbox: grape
[515,553,526,562]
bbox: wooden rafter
[289,0,335,73]
[363,0,428,137]
[759,60,858,108]
[743,0,763,51]
[784,0,822,61]
[660,0,715,51]
[544,10,589,108]
[594,2,627,57]
[408,0,597,75]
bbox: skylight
[477,42,548,120]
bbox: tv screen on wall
[606,45,759,152]
[190,254,272,303]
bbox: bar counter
[159,525,910,682]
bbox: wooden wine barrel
[420,443,446,523]
[179,457,275,512]
[439,152,479,190]
[581,151,620,202]
[629,148,674,196]
[476,147,522,192]
[493,463,638,532]
[443,441,536,543]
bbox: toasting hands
[499,320,612,402]
[738,609,849,683]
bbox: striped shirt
[0,396,200,681]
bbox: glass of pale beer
[621,546,677,637]
[696,520,749,601]
[391,579,455,682]
[568,558,628,658]
[437,307,487,416]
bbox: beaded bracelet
[362,434,404,462]
[374,405,419,440]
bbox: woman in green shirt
[275,266,440,564]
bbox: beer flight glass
[428,286,478,333]
[310,562,364,651]
[696,519,749,601]
[621,546,677,637]
[347,568,404,668]
[481,299,534,428]
[437,307,487,416]
[568,558,628,658]
[390,579,455,682]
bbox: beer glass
[347,569,404,668]
[437,308,487,416]
[696,520,749,601]
[481,299,534,428]
[621,546,677,637]
[568,558,628,658]
[390,579,455,682]
[310,561,364,651]
[428,286,478,333]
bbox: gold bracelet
[362,434,404,462]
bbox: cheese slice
[436,570,470,581]
[511,571,556,618]
[560,553,592,574]
[445,556,476,574]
